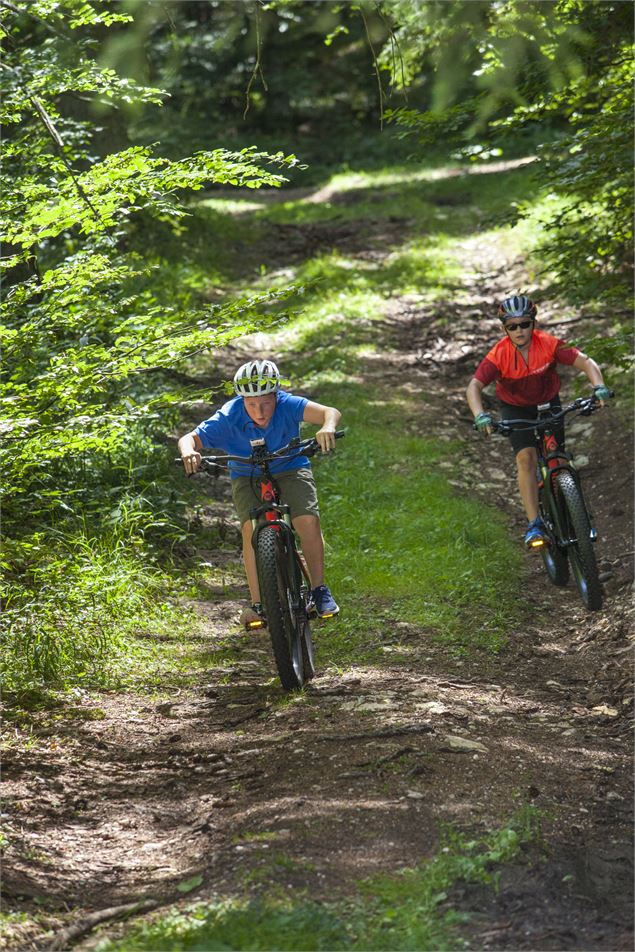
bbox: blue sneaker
[524,517,548,549]
[311,584,339,618]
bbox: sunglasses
[504,319,533,332]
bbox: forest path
[3,169,633,952]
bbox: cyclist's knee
[515,447,536,471]
[292,514,320,532]
[293,515,322,546]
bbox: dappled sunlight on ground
[4,154,632,952]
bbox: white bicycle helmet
[233,359,281,396]
[497,294,537,321]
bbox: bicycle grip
[334,430,346,439]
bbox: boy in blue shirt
[178,359,341,627]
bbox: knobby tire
[556,470,602,611]
[256,526,302,691]
[301,619,315,682]
[539,485,569,587]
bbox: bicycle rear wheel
[256,526,303,691]
[556,471,602,611]
[539,486,569,586]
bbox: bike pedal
[528,538,548,549]
[245,618,266,631]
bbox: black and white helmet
[233,359,281,396]
[497,295,537,321]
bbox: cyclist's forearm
[322,406,341,430]
[178,432,199,456]
[303,400,341,430]
[178,432,203,474]
[573,354,604,387]
[312,405,341,453]
[466,378,485,416]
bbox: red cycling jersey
[473,328,580,406]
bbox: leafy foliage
[531,55,634,305]
[380,1,634,310]
[0,0,298,692]
[100,1,411,177]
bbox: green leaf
[176,874,203,894]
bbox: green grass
[185,158,530,661]
[310,387,520,659]
[245,180,525,656]
[96,807,540,952]
[199,160,542,236]
[2,156,538,699]
[1,524,179,697]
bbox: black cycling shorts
[500,396,564,455]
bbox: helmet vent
[233,359,281,396]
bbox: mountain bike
[181,432,344,690]
[490,395,610,611]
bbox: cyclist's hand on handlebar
[315,426,337,453]
[474,411,493,436]
[181,451,202,475]
[592,384,612,407]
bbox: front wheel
[300,618,315,682]
[556,471,602,611]
[539,486,569,586]
[256,526,303,691]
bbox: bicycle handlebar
[176,430,346,470]
[485,393,614,436]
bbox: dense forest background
[2,0,633,695]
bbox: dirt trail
[2,184,633,952]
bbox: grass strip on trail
[254,191,524,659]
[95,807,540,952]
[311,380,519,660]
[123,158,530,686]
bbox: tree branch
[360,6,385,129]
[47,900,158,951]
[29,96,102,220]
[0,0,69,38]
[243,1,268,120]
[0,61,102,223]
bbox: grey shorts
[231,467,320,527]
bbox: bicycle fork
[540,462,598,549]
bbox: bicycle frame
[533,404,597,549]
[484,396,607,610]
[179,429,344,623]
[240,438,315,633]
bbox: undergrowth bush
[1,519,178,696]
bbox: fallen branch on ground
[46,899,158,951]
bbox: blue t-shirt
[194,391,309,478]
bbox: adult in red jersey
[466,295,611,547]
